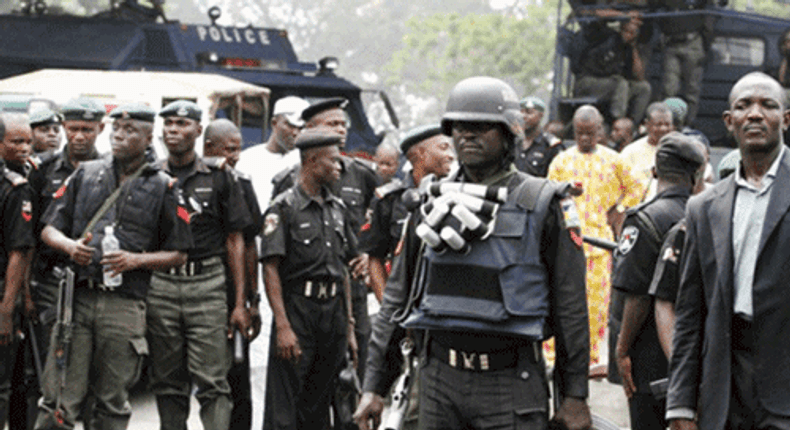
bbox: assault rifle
[383,337,416,430]
[52,266,74,425]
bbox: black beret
[295,129,343,150]
[159,100,202,122]
[301,97,348,123]
[109,103,156,123]
[400,124,443,153]
[655,132,706,175]
[61,98,105,122]
[29,108,61,127]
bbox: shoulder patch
[661,245,678,264]
[232,168,251,181]
[263,213,280,236]
[618,225,640,255]
[21,200,32,222]
[560,196,581,229]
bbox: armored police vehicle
[0,0,396,154]
[550,0,790,151]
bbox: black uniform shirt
[43,158,193,299]
[29,145,101,272]
[0,163,35,279]
[234,169,262,244]
[359,175,411,259]
[162,157,252,260]
[514,132,564,178]
[648,219,686,303]
[260,184,358,288]
[270,155,380,234]
[611,185,690,392]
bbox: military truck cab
[551,1,790,148]
[0,0,396,154]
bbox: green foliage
[385,4,559,121]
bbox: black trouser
[727,316,790,430]
[263,294,347,430]
[627,393,666,430]
[226,283,251,430]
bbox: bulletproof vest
[402,175,560,340]
[72,160,170,278]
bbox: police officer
[146,101,253,430]
[203,118,263,430]
[27,97,106,400]
[28,109,62,155]
[33,102,192,430]
[610,132,705,430]
[261,129,359,430]
[0,115,36,430]
[270,97,375,381]
[515,96,564,177]
[361,124,454,302]
[0,113,40,430]
[354,76,591,430]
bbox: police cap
[61,98,105,122]
[519,96,546,112]
[301,97,348,123]
[655,132,705,175]
[159,100,202,122]
[400,124,443,154]
[29,108,61,127]
[295,129,343,151]
[109,103,156,123]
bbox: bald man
[668,72,790,430]
[548,105,642,364]
[373,144,399,185]
[203,119,262,430]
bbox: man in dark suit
[667,71,790,430]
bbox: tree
[384,3,559,125]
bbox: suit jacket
[667,148,790,430]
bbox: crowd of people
[0,67,785,430]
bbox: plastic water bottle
[102,225,122,287]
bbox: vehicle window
[709,36,764,66]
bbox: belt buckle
[448,348,490,371]
[317,282,328,299]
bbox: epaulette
[202,156,228,170]
[271,187,295,206]
[36,150,59,168]
[353,157,377,172]
[548,134,563,148]
[272,164,299,185]
[231,168,252,182]
[374,178,405,199]
[3,167,28,187]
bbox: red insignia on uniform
[177,206,190,224]
[21,200,32,222]
[360,222,371,232]
[53,184,67,199]
[393,236,404,256]
[569,229,583,249]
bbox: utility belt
[163,256,223,277]
[665,31,700,44]
[287,279,340,301]
[428,338,540,372]
[77,278,117,292]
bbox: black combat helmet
[440,76,523,141]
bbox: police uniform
[609,135,704,430]
[226,166,262,430]
[34,103,192,430]
[261,132,359,430]
[360,176,410,263]
[25,100,105,423]
[146,101,252,430]
[270,99,379,381]
[514,132,564,178]
[0,160,36,430]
